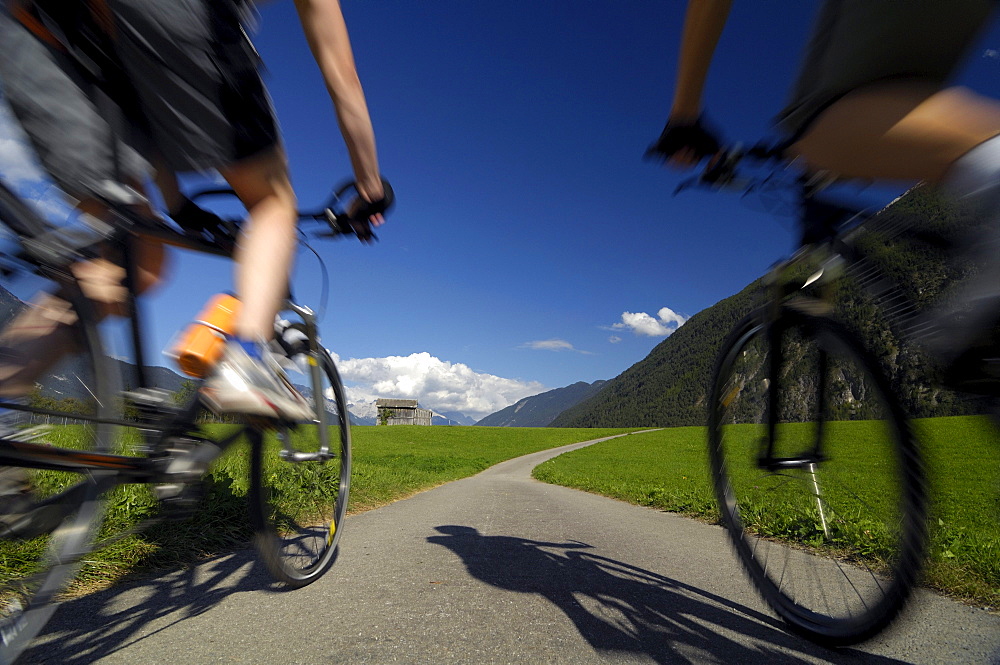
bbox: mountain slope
[477,380,608,427]
[551,187,990,428]
[550,283,760,428]
[0,284,24,323]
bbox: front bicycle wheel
[0,276,118,663]
[708,305,926,646]
[250,328,351,587]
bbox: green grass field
[0,425,636,595]
[533,416,1000,609]
[348,425,636,510]
[1,419,995,610]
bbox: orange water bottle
[172,294,241,378]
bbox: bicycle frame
[751,187,871,473]
[0,193,346,521]
[0,213,255,534]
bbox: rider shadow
[20,547,279,664]
[18,473,289,665]
[16,464,334,664]
[427,525,912,665]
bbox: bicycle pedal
[154,483,204,521]
[0,503,66,540]
[155,437,221,478]
[124,387,175,405]
[125,388,184,418]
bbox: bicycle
[0,176,392,663]
[677,144,934,646]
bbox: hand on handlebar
[344,179,395,244]
[644,116,723,168]
[332,178,395,244]
[187,177,395,246]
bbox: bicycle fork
[276,300,333,463]
[759,319,827,469]
[759,316,832,537]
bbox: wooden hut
[375,398,433,426]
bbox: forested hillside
[552,187,992,428]
[550,277,761,427]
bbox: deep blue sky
[3,2,1000,420]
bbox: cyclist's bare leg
[0,296,78,398]
[218,148,298,341]
[789,83,1000,181]
[197,148,314,420]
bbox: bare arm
[669,0,733,122]
[646,0,732,165]
[293,0,384,203]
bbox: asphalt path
[20,432,1000,664]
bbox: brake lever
[323,208,379,242]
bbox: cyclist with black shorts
[648,0,1000,391]
[0,0,389,418]
[0,0,390,524]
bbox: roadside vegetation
[533,417,1000,609]
[0,425,636,595]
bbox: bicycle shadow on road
[428,525,911,665]
[19,547,278,664]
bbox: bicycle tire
[0,277,118,664]
[250,340,351,587]
[707,305,927,646]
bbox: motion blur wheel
[707,306,926,645]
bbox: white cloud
[655,306,687,328]
[608,335,622,344]
[519,338,591,354]
[329,351,545,421]
[611,306,688,337]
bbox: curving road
[21,432,1000,664]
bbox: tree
[173,380,198,407]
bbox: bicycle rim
[708,307,927,646]
[0,281,117,663]
[250,345,351,587]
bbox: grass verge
[532,416,1000,609]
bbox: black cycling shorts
[0,0,278,199]
[777,0,996,140]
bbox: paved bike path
[22,432,1000,664]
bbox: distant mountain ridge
[435,410,477,426]
[477,380,608,427]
